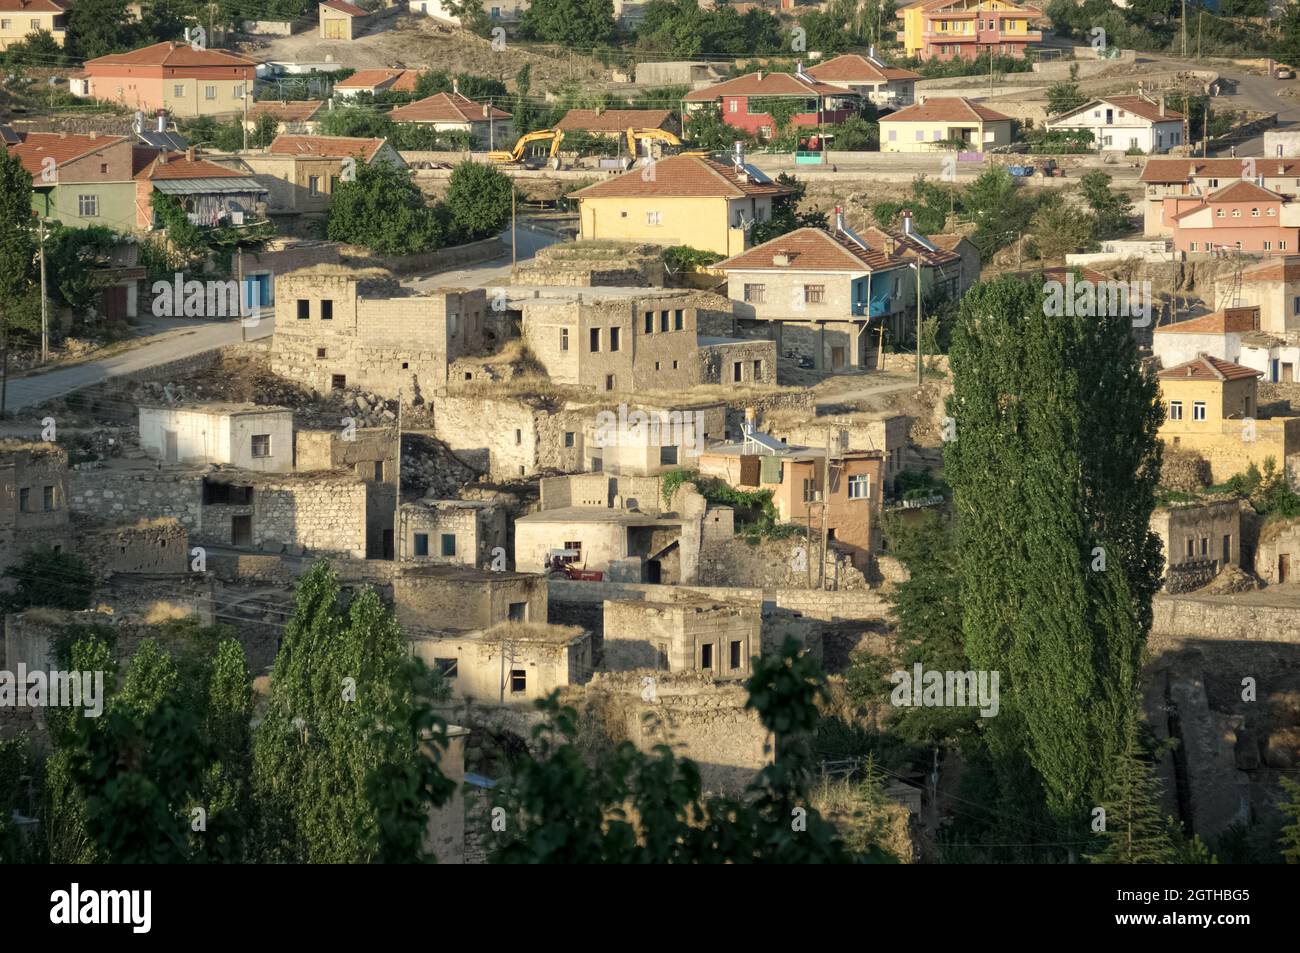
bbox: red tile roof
[389,92,511,123]
[6,131,127,177]
[882,97,1011,124]
[718,226,906,273]
[1238,255,1300,283]
[1050,95,1184,124]
[0,0,68,10]
[320,0,369,14]
[268,134,387,162]
[555,108,673,133]
[1205,179,1286,203]
[683,70,846,102]
[571,155,793,200]
[248,100,325,122]
[1154,308,1259,335]
[334,68,422,92]
[805,54,919,84]
[1157,353,1262,381]
[900,0,1041,13]
[85,40,257,69]
[859,223,962,268]
[135,151,248,181]
[1140,157,1300,183]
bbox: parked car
[1275,65,1294,80]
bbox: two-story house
[133,148,268,229]
[6,131,136,229]
[389,91,513,150]
[74,40,257,119]
[1157,353,1300,485]
[897,0,1043,61]
[1045,95,1185,155]
[1163,180,1300,256]
[804,50,920,111]
[225,134,405,214]
[879,96,1013,152]
[0,0,68,49]
[681,66,858,140]
[569,153,793,256]
[1140,157,1300,236]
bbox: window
[560,328,569,351]
[414,533,429,556]
[916,130,925,141]
[701,644,713,670]
[564,431,575,448]
[743,284,766,304]
[510,669,527,694]
[589,327,600,352]
[655,643,669,669]
[43,486,54,511]
[77,194,98,217]
[1252,208,1261,218]
[330,176,339,193]
[605,374,615,390]
[732,362,742,382]
[609,327,620,351]
[888,130,897,142]
[674,309,683,330]
[1292,296,1299,315]
[646,211,662,225]
[515,429,522,445]
[251,434,271,458]
[1169,400,1183,421]
[508,602,526,622]
[202,85,216,100]
[804,284,825,303]
[644,311,654,333]
[672,360,679,370]
[1283,241,1289,250]
[753,359,762,379]
[373,461,384,481]
[1200,537,1209,557]
[1268,208,1277,216]
[233,85,244,99]
[309,176,321,197]
[847,474,871,499]
[174,84,184,97]
[562,542,581,563]
[320,299,333,320]
[99,163,108,174]
[434,657,457,678]
[1186,537,1194,558]
[730,640,742,670]
[1193,401,1207,421]
[803,477,816,502]
[441,534,456,557]
[660,445,678,465]
[18,488,29,512]
[1190,243,1198,252]
[729,99,738,113]
[1216,209,1225,218]
[1232,209,1241,218]
[1265,241,1273,251]
[660,310,669,331]
[331,374,346,390]
[297,299,309,320]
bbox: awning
[152,177,267,195]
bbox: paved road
[1,225,564,416]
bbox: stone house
[294,425,397,484]
[139,403,295,472]
[1149,500,1241,592]
[1213,257,1300,338]
[765,411,911,496]
[0,442,71,573]
[408,622,591,704]
[430,393,591,480]
[1157,354,1300,486]
[595,401,727,476]
[272,267,487,399]
[602,597,761,678]
[74,516,189,577]
[1255,518,1300,584]
[231,239,342,318]
[389,564,547,634]
[245,100,325,137]
[229,135,404,215]
[399,498,509,567]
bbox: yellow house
[570,154,793,257]
[1158,353,1300,484]
[319,0,369,39]
[0,0,69,50]
[898,0,1042,62]
[879,96,1013,152]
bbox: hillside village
[1,0,1300,878]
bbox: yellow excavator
[488,128,565,168]
[625,126,708,160]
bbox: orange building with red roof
[1162,180,1300,256]
[682,66,859,140]
[76,40,257,118]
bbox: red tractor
[543,549,604,581]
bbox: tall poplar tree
[943,273,1164,838]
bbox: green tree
[1088,721,1177,864]
[326,160,443,254]
[1046,80,1087,117]
[66,0,137,59]
[1079,170,1134,240]
[749,173,827,246]
[1027,195,1096,261]
[445,160,514,241]
[0,149,37,349]
[488,639,897,863]
[1,549,95,612]
[521,0,614,46]
[944,273,1164,840]
[962,165,1036,260]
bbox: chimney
[595,104,603,117]
[834,205,844,233]
[158,113,166,133]
[158,151,167,164]
[452,77,459,96]
[732,140,745,172]
[1159,95,1166,117]
[483,104,490,118]
[902,209,913,235]
[744,407,756,428]
[772,252,790,266]
[755,70,763,82]
[88,131,97,140]
[884,236,896,256]
[186,146,195,162]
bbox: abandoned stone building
[593,401,727,475]
[764,411,911,495]
[430,394,591,480]
[602,597,761,678]
[294,425,397,485]
[1149,499,1242,592]
[519,289,774,392]
[272,266,488,400]
[398,498,508,567]
[1255,516,1300,585]
[389,564,547,635]
[139,404,295,471]
[75,516,190,577]
[0,441,71,573]
[408,622,592,704]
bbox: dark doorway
[645,559,662,584]
[232,515,252,547]
[383,529,394,560]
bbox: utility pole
[820,429,832,590]
[237,249,246,343]
[394,388,402,561]
[1181,0,1187,58]
[38,218,48,363]
[914,261,923,386]
[511,187,517,267]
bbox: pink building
[1164,180,1300,256]
[682,67,858,141]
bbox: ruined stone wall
[77,518,189,577]
[430,395,586,480]
[698,536,870,590]
[67,468,203,534]
[294,426,398,484]
[696,338,776,386]
[248,476,369,558]
[602,598,760,677]
[1,444,72,573]
[392,569,547,635]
